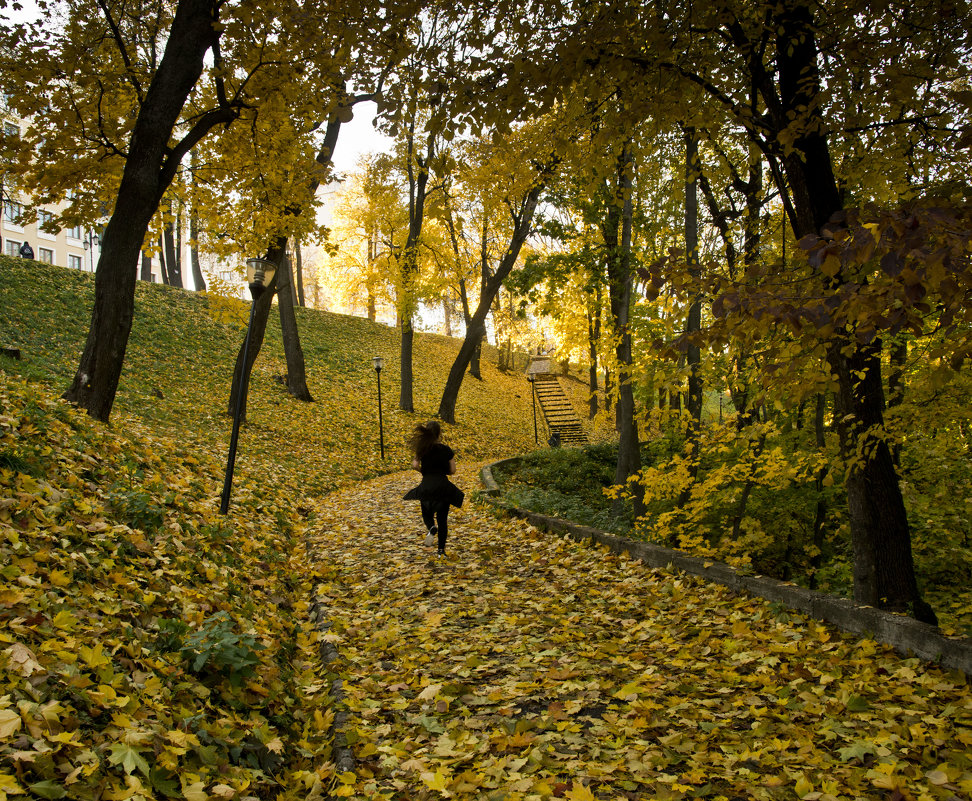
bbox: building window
[5,240,21,257]
[68,254,83,270]
[66,224,82,240]
[39,247,54,264]
[36,209,56,238]
[2,122,17,138]
[3,200,24,226]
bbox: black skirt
[403,473,464,508]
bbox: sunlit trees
[436,125,557,423]
[0,0,414,421]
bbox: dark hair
[409,420,441,457]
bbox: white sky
[329,101,395,176]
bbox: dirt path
[307,465,972,801]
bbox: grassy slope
[0,257,539,491]
[0,256,540,800]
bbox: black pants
[421,501,449,552]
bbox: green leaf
[28,780,68,799]
[845,695,870,713]
[108,742,151,777]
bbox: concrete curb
[480,459,972,676]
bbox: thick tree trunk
[770,1,932,622]
[275,242,313,401]
[828,339,931,619]
[469,340,482,380]
[227,272,278,422]
[163,219,183,288]
[140,252,153,282]
[887,338,907,465]
[437,181,544,423]
[63,0,218,421]
[603,143,644,519]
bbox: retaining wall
[480,459,971,676]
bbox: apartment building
[1,110,164,282]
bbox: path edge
[480,459,972,676]
[305,527,356,795]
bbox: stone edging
[305,533,355,796]
[480,460,972,676]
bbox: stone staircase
[533,374,588,445]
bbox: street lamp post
[373,355,385,459]
[84,230,101,272]
[528,374,538,444]
[220,257,277,514]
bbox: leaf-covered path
[308,466,971,801]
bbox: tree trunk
[63,0,219,422]
[294,239,305,307]
[437,180,545,423]
[468,217,490,380]
[158,236,171,285]
[603,143,644,519]
[275,241,313,401]
[771,1,932,622]
[228,101,355,407]
[678,126,703,508]
[469,340,482,380]
[189,149,206,292]
[810,392,829,589]
[399,128,434,413]
[587,287,601,419]
[140,252,154,282]
[163,219,182,288]
[189,210,205,291]
[227,272,278,422]
[730,433,767,540]
[887,338,907,465]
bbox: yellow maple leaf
[181,781,208,801]
[0,770,25,794]
[0,709,23,739]
[794,774,814,798]
[79,644,111,668]
[49,570,71,587]
[422,770,449,791]
[565,783,596,801]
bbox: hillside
[0,258,539,493]
[0,257,540,800]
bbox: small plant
[0,447,36,475]
[180,611,265,686]
[106,485,165,532]
[154,617,190,654]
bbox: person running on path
[403,421,463,557]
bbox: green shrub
[180,611,265,686]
